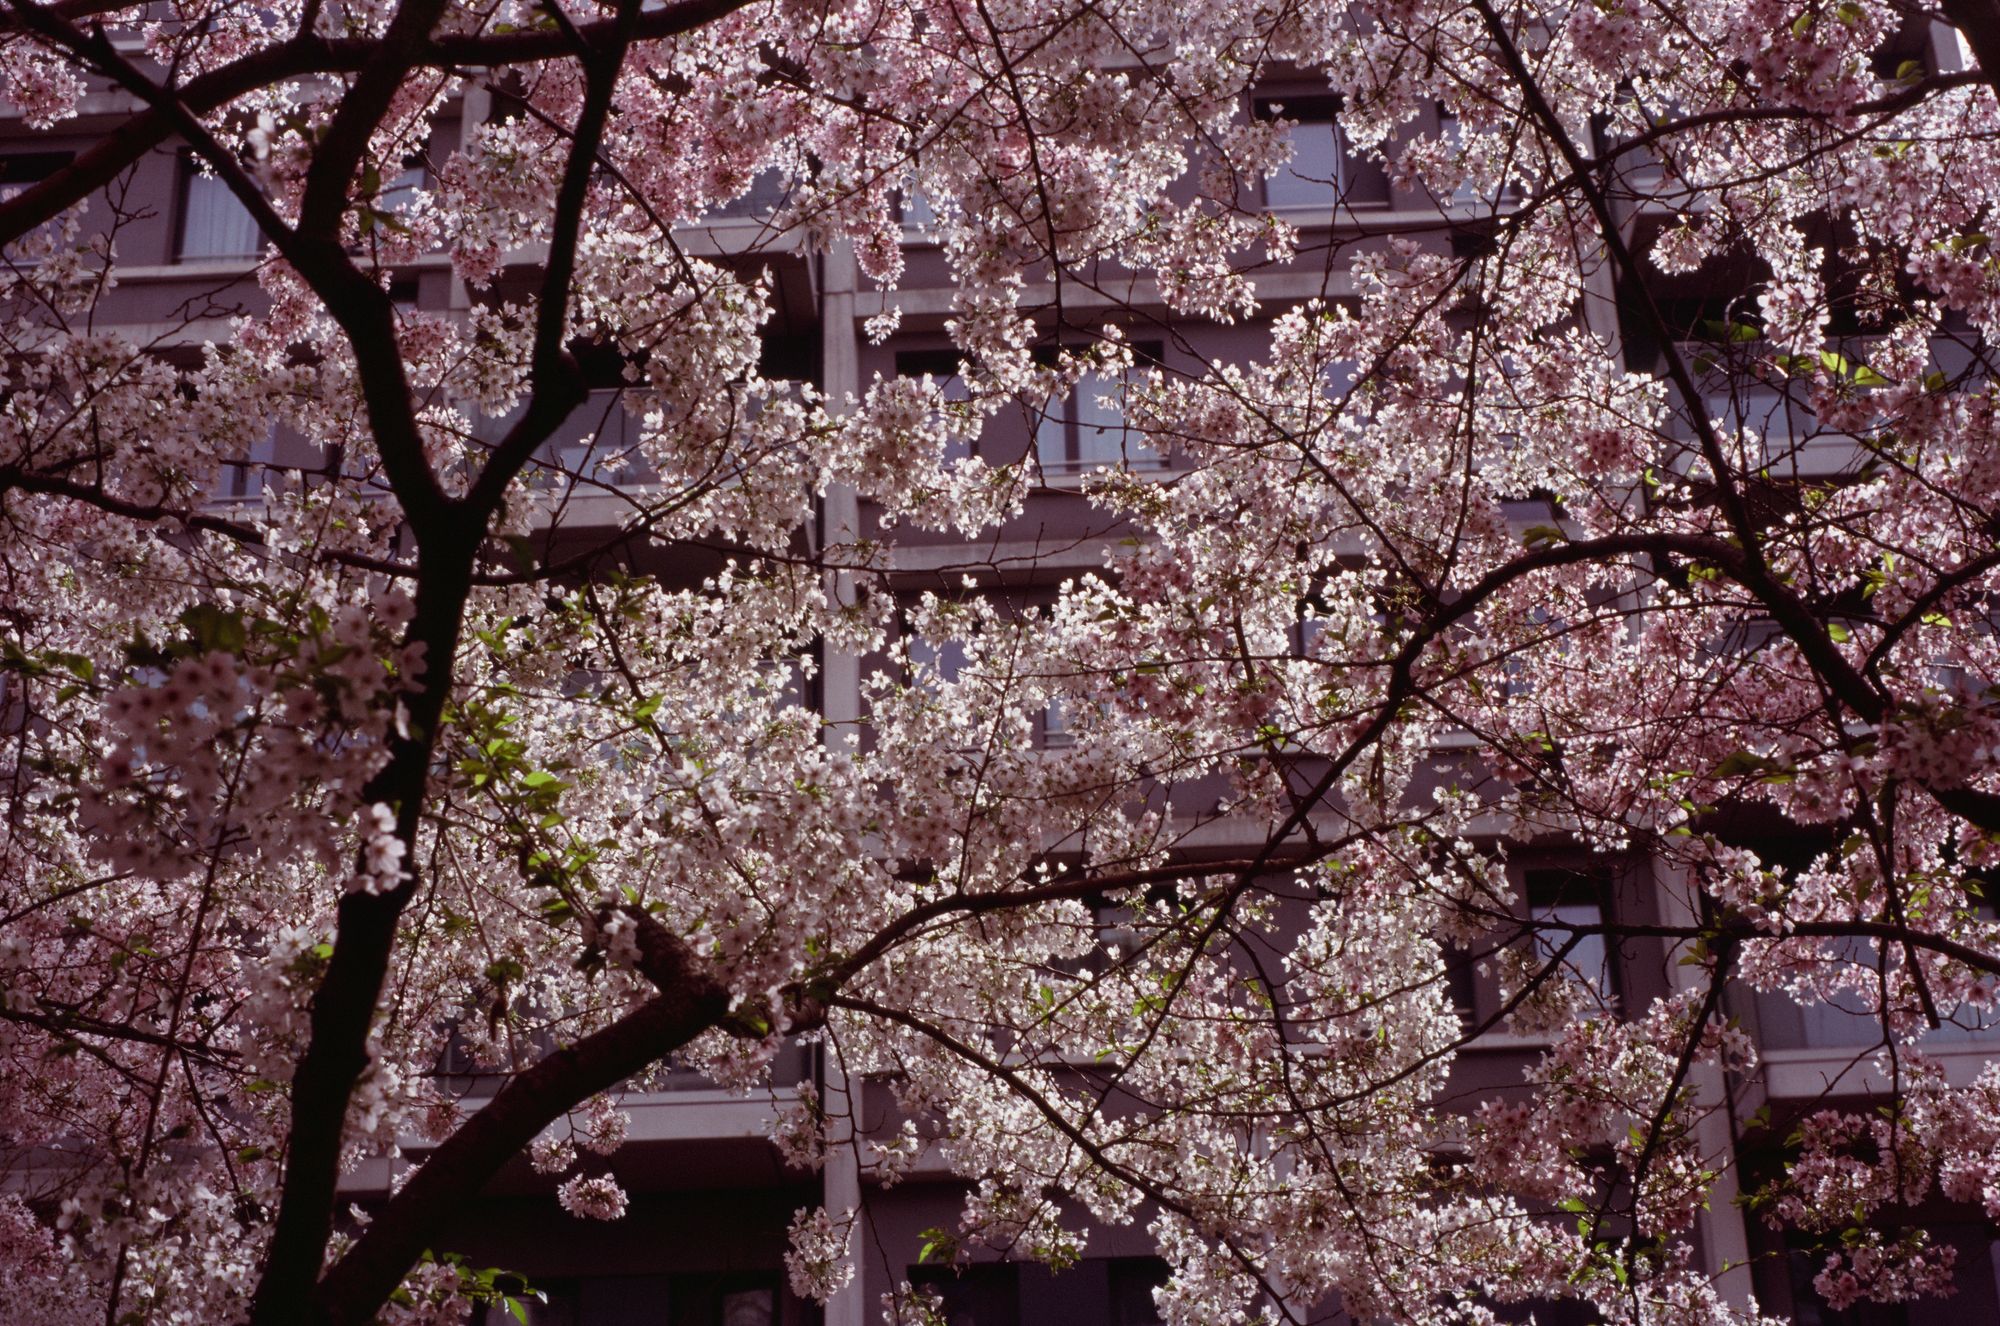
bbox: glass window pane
[0,152,70,199]
[1438,108,1514,209]
[1074,369,1160,471]
[221,426,280,501]
[896,351,979,462]
[1032,346,1166,475]
[378,160,426,214]
[673,1274,779,1326]
[556,390,639,481]
[178,167,263,261]
[719,1289,772,1326]
[1073,370,1126,467]
[1265,118,1342,208]
[575,1274,671,1326]
[712,167,787,218]
[1540,901,1612,1002]
[908,1265,1019,1326]
[1526,870,1615,1006]
[1109,1257,1169,1326]
[1042,696,1072,746]
[0,152,73,257]
[907,633,969,685]
[1033,398,1070,473]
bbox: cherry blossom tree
[6,0,2000,1322]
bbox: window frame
[1030,340,1168,478]
[894,348,978,464]
[0,151,78,258]
[173,150,266,264]
[1253,94,1347,210]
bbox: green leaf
[1712,750,1784,779]
[1826,622,1851,643]
[916,1227,958,1264]
[179,604,247,655]
[1700,317,1760,344]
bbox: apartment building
[4,16,1998,1326]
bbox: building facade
[4,15,1999,1326]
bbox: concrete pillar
[448,81,492,315]
[1650,857,1757,1308]
[818,240,867,1326]
[819,241,863,729]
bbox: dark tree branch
[314,972,728,1322]
[1943,0,2000,103]
[1460,1,2000,846]
[463,0,648,518]
[0,0,456,540]
[293,0,450,246]
[0,0,764,249]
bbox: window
[1778,1221,2000,1325]
[1437,107,1517,210]
[377,157,426,214]
[671,1275,777,1326]
[1,152,75,257]
[1445,865,1621,1031]
[477,1272,778,1326]
[711,167,788,219]
[908,1264,1019,1326]
[1526,868,1617,1008]
[1442,939,1480,1028]
[1108,1257,1169,1326]
[895,349,976,463]
[1034,344,1165,476]
[550,341,649,483]
[176,155,263,262]
[556,390,645,482]
[1256,96,1344,209]
[1481,1297,1601,1326]
[0,151,72,204]
[1870,15,1943,82]
[1749,937,2000,1052]
[1040,694,1073,747]
[905,632,970,687]
[219,426,282,502]
[900,181,938,230]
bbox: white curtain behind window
[1265,117,1343,208]
[178,168,263,261]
